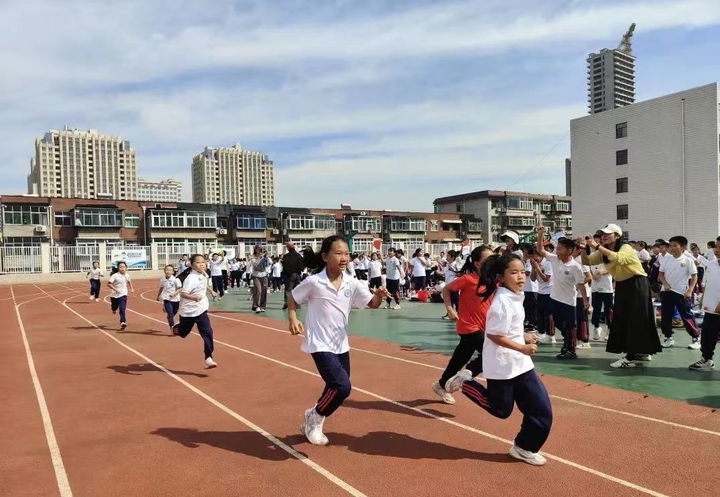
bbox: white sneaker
[301,407,329,445]
[592,326,603,341]
[431,382,456,404]
[95,298,100,302]
[444,369,473,393]
[509,444,547,466]
[576,342,591,349]
[610,357,635,368]
[89,295,94,300]
[689,358,715,371]
[662,337,675,348]
[204,357,217,369]
[538,334,556,345]
[688,339,701,350]
[392,304,401,310]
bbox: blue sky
[1,0,719,211]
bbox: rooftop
[433,190,571,204]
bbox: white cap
[500,230,520,244]
[599,223,623,236]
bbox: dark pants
[221,270,228,291]
[439,331,484,387]
[591,292,613,328]
[283,272,301,304]
[163,300,179,327]
[701,313,720,361]
[369,276,382,290]
[176,311,214,359]
[575,296,589,342]
[551,298,577,352]
[449,291,459,312]
[523,292,538,328]
[537,293,553,335]
[110,296,127,324]
[89,279,101,299]
[660,291,700,339]
[461,369,552,453]
[312,352,351,417]
[211,275,225,298]
[413,276,427,291]
[271,276,283,291]
[230,270,242,288]
[385,279,401,305]
[355,269,368,281]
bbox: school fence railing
[0,246,43,274]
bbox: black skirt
[607,275,662,355]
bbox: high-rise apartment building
[29,127,138,200]
[137,178,182,202]
[191,143,275,205]
[587,48,636,114]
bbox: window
[3,205,49,226]
[616,149,628,165]
[506,197,533,210]
[124,214,140,228]
[54,211,72,226]
[236,214,267,230]
[348,216,381,233]
[314,214,336,231]
[150,210,216,229]
[617,204,629,220]
[335,220,344,233]
[430,220,438,232]
[74,208,122,227]
[284,215,315,230]
[541,203,551,212]
[455,203,463,213]
[555,201,570,212]
[616,177,628,194]
[616,122,628,139]
[388,217,427,232]
[467,220,483,232]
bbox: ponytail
[178,254,205,283]
[476,252,522,301]
[301,235,346,274]
[459,244,492,274]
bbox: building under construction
[587,24,637,114]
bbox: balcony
[384,217,427,233]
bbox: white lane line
[136,290,720,438]
[12,286,73,497]
[36,287,366,497]
[115,300,669,497]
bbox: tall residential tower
[29,127,138,199]
[191,144,275,205]
[587,24,636,114]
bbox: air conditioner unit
[35,225,47,233]
[216,228,227,235]
[272,229,279,235]
[360,211,367,216]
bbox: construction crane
[617,23,636,55]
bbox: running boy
[288,236,389,446]
[107,261,133,330]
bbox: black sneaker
[556,350,577,360]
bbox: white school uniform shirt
[704,249,716,262]
[444,259,461,285]
[659,253,697,295]
[368,259,382,279]
[272,262,283,278]
[356,257,369,271]
[209,257,224,277]
[108,272,131,298]
[88,268,104,280]
[545,252,584,306]
[537,258,553,295]
[523,260,539,293]
[411,257,426,277]
[482,287,534,380]
[159,276,181,302]
[384,256,401,280]
[230,261,241,272]
[590,264,613,293]
[291,268,374,354]
[346,260,356,278]
[698,256,720,314]
[179,271,210,317]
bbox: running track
[2,281,719,497]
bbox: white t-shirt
[704,249,716,262]
[385,256,401,280]
[108,272,131,298]
[590,265,613,293]
[272,262,283,278]
[523,260,539,293]
[230,261,241,271]
[88,268,104,280]
[659,253,697,295]
[411,257,427,277]
[159,276,181,302]
[209,257,224,277]
[482,287,534,380]
[179,271,210,317]
[537,258,553,295]
[368,260,382,279]
[291,269,374,354]
[356,257,369,271]
[545,252,584,306]
[699,256,720,314]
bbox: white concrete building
[137,178,182,202]
[570,82,720,245]
[433,190,572,243]
[587,48,636,114]
[192,144,275,206]
[29,127,138,200]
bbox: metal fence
[50,245,99,273]
[158,244,191,267]
[0,246,42,274]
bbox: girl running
[157,264,182,333]
[433,245,494,404]
[287,235,389,446]
[87,261,103,302]
[107,261,133,331]
[444,253,552,466]
[173,255,219,369]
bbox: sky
[1,0,719,211]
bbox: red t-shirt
[447,273,493,334]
